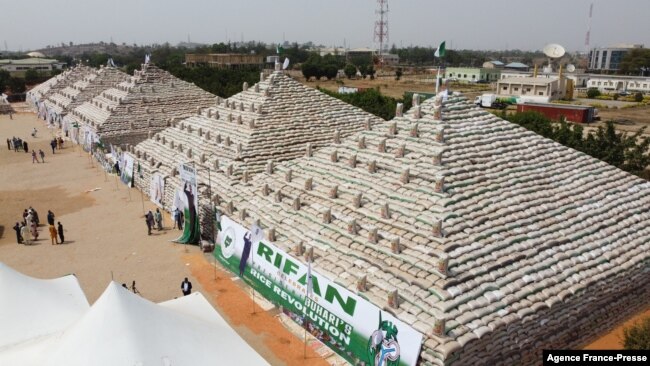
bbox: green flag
[276,44,284,54]
[434,41,446,58]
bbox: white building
[0,58,65,74]
[588,44,644,72]
[586,75,650,93]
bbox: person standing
[50,139,56,154]
[21,223,31,245]
[49,224,59,245]
[13,222,22,244]
[57,221,64,244]
[32,150,38,163]
[23,140,28,153]
[30,207,40,225]
[174,208,184,230]
[145,211,153,235]
[6,138,11,150]
[154,208,163,231]
[181,278,192,296]
[47,210,55,225]
[39,149,45,163]
[30,221,39,241]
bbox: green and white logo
[221,227,236,259]
[368,311,400,366]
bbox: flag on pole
[276,44,284,54]
[306,260,313,297]
[434,41,446,58]
[282,58,290,70]
[145,54,151,64]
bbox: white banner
[150,173,165,207]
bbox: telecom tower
[374,0,389,66]
[584,3,593,55]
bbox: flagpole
[435,65,441,95]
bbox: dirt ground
[588,105,650,137]
[584,308,650,350]
[0,108,327,366]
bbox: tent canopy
[0,263,89,349]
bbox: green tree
[367,65,376,80]
[359,64,368,79]
[623,317,650,350]
[586,88,601,98]
[319,88,406,120]
[24,69,40,84]
[324,64,338,80]
[0,69,10,93]
[395,68,403,81]
[344,64,357,79]
[619,48,650,75]
[8,77,26,93]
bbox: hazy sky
[2,0,648,52]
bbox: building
[500,70,590,88]
[316,47,347,57]
[444,67,501,83]
[482,60,505,69]
[497,76,569,101]
[185,54,264,69]
[380,53,400,66]
[586,75,650,94]
[504,62,530,71]
[0,58,65,75]
[588,44,644,72]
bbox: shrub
[612,93,619,101]
[634,92,644,103]
[587,88,601,99]
[623,317,650,350]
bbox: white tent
[0,263,89,349]
[1,282,269,366]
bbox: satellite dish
[566,64,576,72]
[543,43,566,58]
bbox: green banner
[216,216,423,366]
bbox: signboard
[120,154,134,187]
[173,163,200,244]
[150,173,165,207]
[217,215,423,366]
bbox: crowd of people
[5,132,65,163]
[7,136,29,153]
[12,207,65,245]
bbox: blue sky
[2,0,648,52]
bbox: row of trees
[505,111,650,179]
[319,88,412,120]
[0,69,56,95]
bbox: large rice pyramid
[42,66,130,123]
[204,94,650,365]
[129,70,384,213]
[68,63,215,146]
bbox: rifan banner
[216,215,423,366]
[173,163,200,244]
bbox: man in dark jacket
[181,278,192,296]
[57,222,65,244]
[13,222,22,244]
